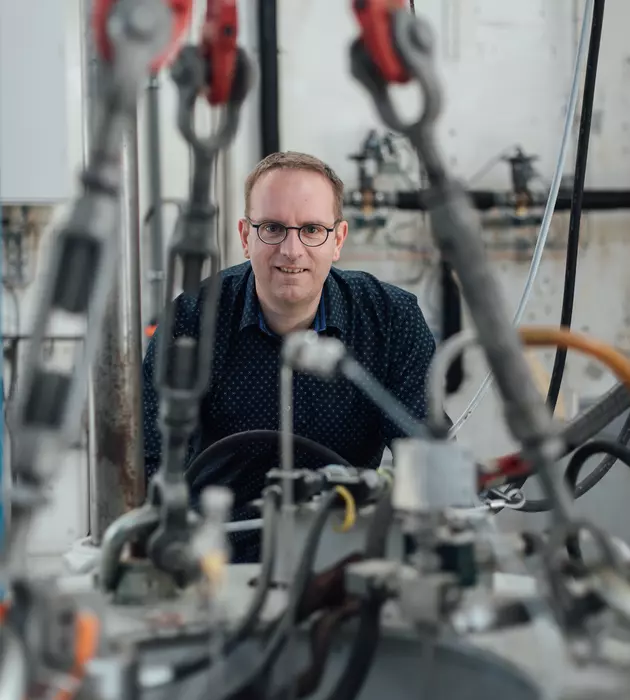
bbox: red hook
[201,0,239,106]
[352,0,410,84]
[93,0,194,73]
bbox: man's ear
[238,218,250,258]
[332,220,348,262]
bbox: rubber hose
[322,490,393,700]
[565,438,630,491]
[217,491,341,700]
[546,0,606,412]
[521,419,630,513]
[185,430,351,486]
[223,486,281,654]
[561,382,630,451]
[511,0,605,501]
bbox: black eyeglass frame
[245,217,341,248]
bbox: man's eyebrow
[252,217,331,226]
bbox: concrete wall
[4,0,630,555]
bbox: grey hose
[563,383,630,450]
[522,411,630,513]
[450,0,596,434]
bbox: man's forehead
[249,170,336,220]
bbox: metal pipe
[257,0,280,156]
[275,362,295,587]
[145,73,165,323]
[344,188,630,212]
[89,120,145,545]
[82,0,145,544]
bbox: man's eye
[303,225,321,235]
[262,223,282,234]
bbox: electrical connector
[392,438,479,513]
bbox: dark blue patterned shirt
[142,261,436,561]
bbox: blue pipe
[0,211,4,550]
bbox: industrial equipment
[3,1,630,700]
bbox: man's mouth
[276,266,306,274]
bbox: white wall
[5,0,630,556]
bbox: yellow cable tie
[200,550,227,586]
[333,485,357,532]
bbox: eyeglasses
[246,217,339,248]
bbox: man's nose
[278,229,304,258]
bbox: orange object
[93,0,194,73]
[352,0,410,84]
[482,326,630,485]
[53,611,101,700]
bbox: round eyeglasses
[246,217,339,248]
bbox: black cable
[547,0,605,412]
[319,490,393,700]
[215,490,340,700]
[520,429,630,513]
[185,430,351,486]
[258,0,280,156]
[223,486,281,654]
[164,490,340,692]
[269,489,394,700]
[565,438,630,493]
[141,489,280,684]
[507,0,606,501]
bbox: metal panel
[0,0,72,203]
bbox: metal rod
[145,73,165,322]
[275,363,295,587]
[89,120,145,545]
[82,0,145,543]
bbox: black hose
[215,490,341,700]
[562,438,630,562]
[166,490,340,693]
[520,425,630,513]
[185,430,351,486]
[562,382,630,451]
[223,486,281,654]
[546,0,606,413]
[320,490,393,700]
[509,0,606,500]
[258,0,280,156]
[440,261,464,394]
[565,438,630,492]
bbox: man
[142,151,436,562]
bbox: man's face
[238,169,348,309]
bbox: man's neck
[259,295,321,336]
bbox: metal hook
[350,10,447,185]
[171,45,252,158]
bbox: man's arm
[382,293,437,446]
[142,294,201,482]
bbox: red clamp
[93,0,194,73]
[352,0,410,84]
[201,0,239,105]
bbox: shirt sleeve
[382,292,437,447]
[142,293,201,482]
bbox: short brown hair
[244,151,344,220]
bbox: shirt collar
[239,267,347,337]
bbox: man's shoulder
[330,266,419,314]
[177,262,250,318]
[218,261,251,290]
